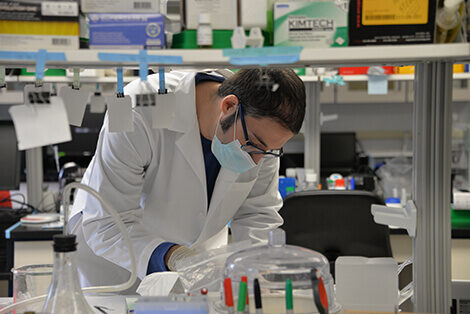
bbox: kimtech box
[348,0,437,45]
[0,0,79,50]
[81,0,161,13]
[274,1,349,48]
[89,13,165,49]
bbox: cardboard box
[0,0,78,21]
[348,0,437,45]
[183,0,237,30]
[339,66,394,75]
[274,1,349,48]
[81,0,160,13]
[395,64,466,74]
[0,0,79,50]
[89,13,165,49]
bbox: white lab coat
[69,71,283,289]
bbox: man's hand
[165,245,198,271]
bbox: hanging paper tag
[59,86,91,126]
[152,93,177,129]
[89,94,106,113]
[367,75,388,95]
[9,94,71,150]
[106,95,133,133]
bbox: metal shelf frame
[1,43,470,313]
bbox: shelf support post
[304,80,321,177]
[412,61,453,313]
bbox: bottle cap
[198,13,211,24]
[53,234,77,252]
[335,178,345,188]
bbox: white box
[80,0,160,13]
[184,0,237,30]
[335,257,398,312]
[240,0,267,29]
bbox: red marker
[241,276,249,313]
[224,277,234,314]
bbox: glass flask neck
[42,250,94,313]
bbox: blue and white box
[89,13,165,49]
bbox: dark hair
[217,68,306,134]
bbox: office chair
[279,190,393,276]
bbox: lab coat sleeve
[230,157,284,244]
[75,111,167,279]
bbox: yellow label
[0,20,79,36]
[362,0,429,26]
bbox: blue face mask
[211,108,257,173]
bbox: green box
[20,69,66,76]
[274,1,348,48]
[451,208,470,229]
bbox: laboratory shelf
[4,73,469,84]
[0,43,469,69]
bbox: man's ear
[220,95,239,116]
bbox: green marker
[286,278,293,314]
[238,281,247,314]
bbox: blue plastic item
[385,197,401,205]
[279,177,295,199]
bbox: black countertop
[5,223,62,241]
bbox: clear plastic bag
[176,241,252,295]
[376,157,412,201]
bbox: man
[70,68,306,288]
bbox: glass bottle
[42,234,94,313]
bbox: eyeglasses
[238,103,283,158]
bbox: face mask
[211,108,257,173]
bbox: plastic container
[279,177,295,199]
[218,229,341,313]
[335,257,398,312]
[197,13,212,48]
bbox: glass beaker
[12,264,53,312]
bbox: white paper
[59,86,91,126]
[152,93,177,129]
[106,95,134,133]
[89,94,106,113]
[137,272,180,296]
[9,96,71,150]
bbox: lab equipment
[197,13,213,48]
[238,280,248,314]
[376,157,412,201]
[254,278,262,314]
[436,0,465,43]
[42,234,95,313]
[320,133,357,178]
[285,278,293,314]
[224,277,235,314]
[0,182,138,314]
[220,229,341,314]
[0,121,21,190]
[310,269,328,314]
[335,257,398,312]
[12,264,53,312]
[241,276,249,313]
[134,296,209,314]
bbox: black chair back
[279,190,393,276]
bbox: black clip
[28,91,51,104]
